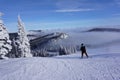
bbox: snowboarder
[80,43,89,58]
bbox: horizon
[0,0,120,32]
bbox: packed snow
[0,47,120,80]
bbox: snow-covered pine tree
[17,15,32,57]
[9,38,19,58]
[0,13,12,59]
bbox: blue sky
[0,0,120,32]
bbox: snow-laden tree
[9,38,19,58]
[17,15,32,57]
[0,14,12,59]
[59,45,67,55]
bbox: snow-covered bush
[17,15,32,57]
[0,18,12,59]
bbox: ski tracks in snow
[0,54,120,80]
[54,54,120,80]
[60,60,79,80]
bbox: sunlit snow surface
[0,48,120,80]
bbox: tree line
[0,15,32,59]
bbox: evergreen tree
[9,38,19,58]
[0,14,12,59]
[17,15,32,57]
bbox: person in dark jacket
[80,43,89,58]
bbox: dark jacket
[80,46,86,52]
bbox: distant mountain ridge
[9,31,68,50]
[86,28,120,32]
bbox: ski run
[0,52,120,80]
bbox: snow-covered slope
[0,51,120,80]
